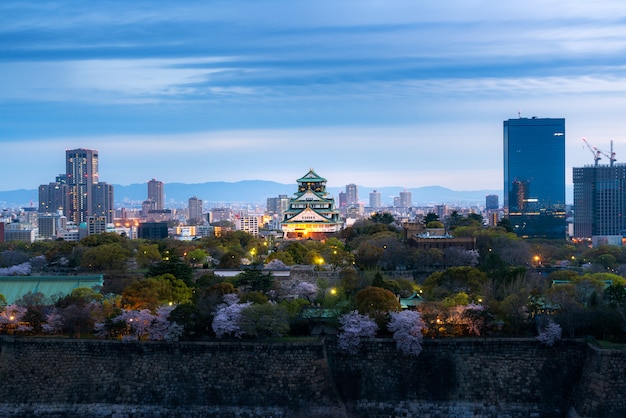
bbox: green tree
[239,304,290,338]
[355,286,401,329]
[219,251,241,269]
[80,243,130,271]
[234,269,275,293]
[423,212,440,224]
[136,243,162,268]
[146,258,194,286]
[370,212,395,225]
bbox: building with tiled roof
[281,169,343,239]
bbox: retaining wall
[0,337,622,417]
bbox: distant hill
[0,181,504,208]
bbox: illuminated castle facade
[281,169,343,239]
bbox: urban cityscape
[2,1,626,416]
[0,116,621,246]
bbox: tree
[536,319,562,347]
[185,249,208,266]
[212,294,252,339]
[337,311,378,354]
[46,287,104,337]
[96,305,183,341]
[121,274,192,310]
[80,243,130,271]
[234,269,275,293]
[295,282,318,302]
[239,304,290,338]
[387,310,424,357]
[423,212,440,225]
[355,286,401,329]
[218,251,241,269]
[15,291,48,334]
[370,212,395,225]
[146,258,194,286]
[136,244,162,268]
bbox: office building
[267,194,289,217]
[188,196,203,224]
[346,184,358,206]
[138,222,169,240]
[486,194,499,210]
[369,190,382,208]
[573,163,626,246]
[147,179,164,211]
[338,191,347,208]
[503,117,566,239]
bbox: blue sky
[2,1,626,192]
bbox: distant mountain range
[0,180,503,209]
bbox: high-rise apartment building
[92,182,114,223]
[573,164,626,246]
[40,149,113,228]
[503,117,566,239]
[66,148,99,224]
[346,184,358,206]
[369,190,382,208]
[188,196,203,224]
[399,191,412,208]
[147,179,164,211]
[267,195,289,217]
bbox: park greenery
[0,210,625,350]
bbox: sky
[2,1,626,192]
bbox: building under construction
[573,139,624,246]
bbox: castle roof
[297,168,326,184]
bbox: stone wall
[571,344,626,417]
[0,337,623,417]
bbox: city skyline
[2,1,626,191]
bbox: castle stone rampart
[0,337,623,417]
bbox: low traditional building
[281,169,343,239]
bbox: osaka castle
[281,169,343,239]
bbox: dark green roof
[296,168,326,183]
[0,275,104,304]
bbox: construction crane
[582,137,602,166]
[597,140,617,167]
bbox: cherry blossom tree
[148,305,184,341]
[460,302,488,336]
[387,310,424,357]
[0,262,32,276]
[0,304,31,333]
[96,305,183,341]
[295,282,318,302]
[212,294,252,339]
[337,310,378,354]
[536,319,562,347]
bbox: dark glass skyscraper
[503,117,566,239]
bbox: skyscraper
[66,148,99,224]
[573,164,626,245]
[399,190,412,208]
[485,194,499,210]
[503,117,566,239]
[92,182,114,223]
[147,178,164,211]
[369,190,382,208]
[188,196,203,224]
[346,184,358,206]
